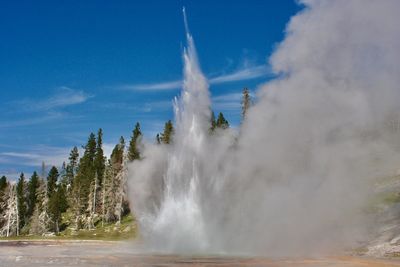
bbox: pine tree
[72,133,97,227]
[83,129,106,225]
[95,128,105,185]
[160,120,174,144]
[48,184,67,234]
[111,136,125,172]
[241,87,251,120]
[59,163,70,213]
[69,146,79,171]
[0,176,8,228]
[128,122,142,161]
[216,112,229,129]
[27,171,39,218]
[0,176,7,214]
[67,147,79,181]
[47,167,59,198]
[16,173,27,232]
[0,176,6,191]
[60,162,67,185]
[210,111,217,132]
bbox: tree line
[0,88,251,237]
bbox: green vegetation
[159,120,174,144]
[380,191,400,205]
[128,122,142,161]
[369,190,400,210]
[58,213,136,240]
[0,214,135,241]
[210,111,231,132]
[365,175,400,214]
[16,173,26,231]
[27,171,39,218]
[216,112,229,129]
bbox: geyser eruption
[129,8,216,252]
[129,1,400,256]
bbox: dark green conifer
[111,136,125,171]
[27,171,39,218]
[74,133,97,213]
[0,175,6,191]
[16,173,27,230]
[216,112,229,129]
[160,120,174,144]
[65,146,79,188]
[48,184,67,234]
[47,167,59,198]
[128,122,142,161]
[95,128,106,185]
[0,175,7,214]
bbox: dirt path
[0,240,400,267]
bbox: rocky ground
[1,240,400,267]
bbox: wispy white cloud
[19,86,93,111]
[209,65,269,84]
[38,86,92,110]
[96,100,172,113]
[120,65,270,91]
[121,80,182,91]
[212,93,242,102]
[1,87,91,128]
[141,100,173,112]
[0,111,65,128]
[1,152,42,159]
[0,145,71,167]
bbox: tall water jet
[154,7,212,252]
[129,8,213,252]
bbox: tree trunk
[93,174,97,214]
[6,206,11,237]
[16,194,19,236]
[102,173,106,227]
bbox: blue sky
[0,0,301,179]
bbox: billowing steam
[128,1,400,256]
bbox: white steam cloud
[128,0,400,256]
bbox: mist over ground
[128,0,400,256]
